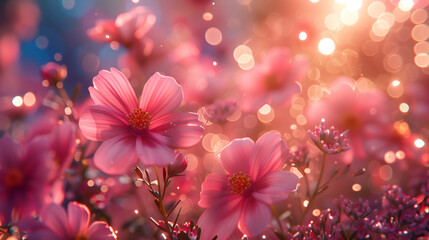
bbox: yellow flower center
[127,108,151,130]
[4,168,23,188]
[228,172,251,194]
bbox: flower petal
[135,135,175,167]
[252,171,299,205]
[87,222,117,240]
[41,203,71,239]
[94,134,138,175]
[79,105,129,141]
[198,173,242,208]
[67,202,90,236]
[220,138,254,175]
[89,68,138,116]
[197,196,242,240]
[250,132,289,180]
[149,112,203,148]
[238,198,271,236]
[139,72,183,118]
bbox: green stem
[154,166,174,240]
[297,153,327,225]
[270,204,285,237]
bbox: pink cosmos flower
[87,6,155,47]
[26,201,116,240]
[238,48,308,112]
[79,68,203,175]
[197,132,299,239]
[0,135,54,223]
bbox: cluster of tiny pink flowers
[308,119,351,154]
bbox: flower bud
[168,151,187,177]
[41,62,67,86]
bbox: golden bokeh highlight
[414,53,429,68]
[384,151,396,164]
[12,96,23,107]
[411,9,428,24]
[23,92,36,107]
[341,9,359,25]
[203,12,213,21]
[399,103,409,113]
[352,183,362,192]
[205,27,222,46]
[411,24,429,42]
[325,14,342,31]
[387,80,404,98]
[398,0,414,12]
[318,37,336,55]
[414,41,429,54]
[367,1,385,18]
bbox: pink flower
[305,77,390,159]
[41,62,67,86]
[197,132,299,239]
[238,48,308,112]
[27,201,117,239]
[201,98,238,124]
[79,68,203,175]
[87,6,155,47]
[308,119,351,154]
[0,135,54,223]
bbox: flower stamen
[228,172,251,194]
[127,108,151,130]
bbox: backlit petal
[94,134,138,175]
[79,105,128,141]
[90,68,138,116]
[139,72,182,118]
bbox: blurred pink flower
[305,77,390,159]
[27,201,116,239]
[0,135,54,223]
[238,48,308,112]
[201,98,238,124]
[79,68,203,175]
[48,122,76,182]
[88,6,155,47]
[197,132,299,239]
[41,62,67,86]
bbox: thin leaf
[149,217,166,231]
[173,207,182,229]
[135,166,144,179]
[167,200,182,218]
[71,84,81,102]
[145,169,151,182]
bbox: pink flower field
[0,0,428,239]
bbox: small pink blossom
[308,119,351,154]
[27,201,117,240]
[197,132,299,239]
[41,62,67,86]
[238,48,308,112]
[79,68,203,175]
[168,151,188,177]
